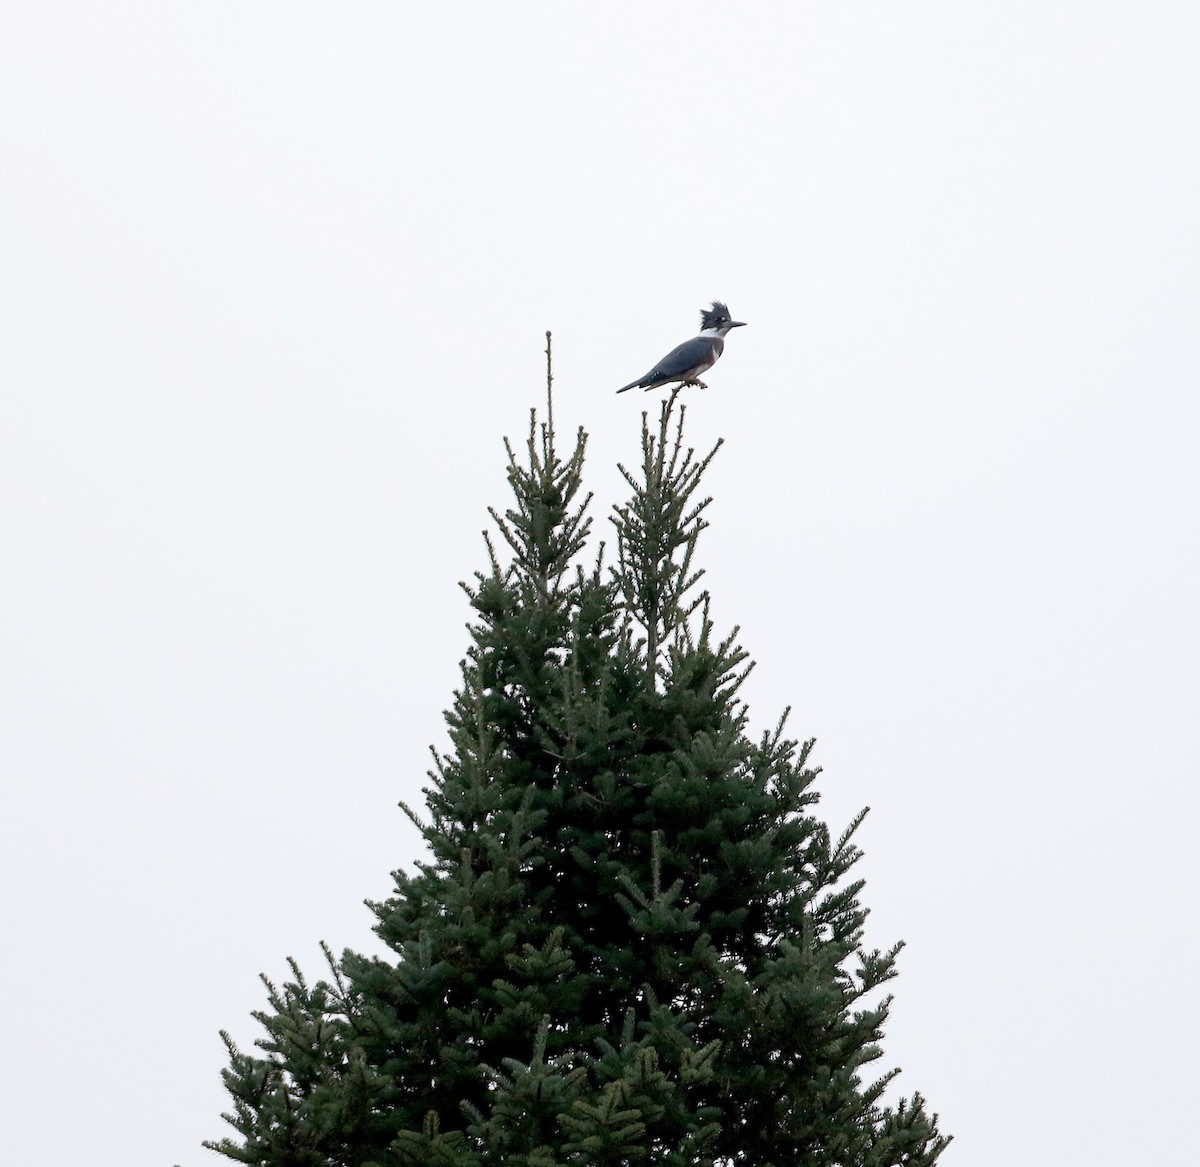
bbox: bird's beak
[729,320,747,328]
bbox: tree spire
[612,394,727,689]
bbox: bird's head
[700,301,747,336]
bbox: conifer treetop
[200,341,951,1167]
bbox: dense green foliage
[205,388,949,1166]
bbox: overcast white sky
[2,4,1197,1164]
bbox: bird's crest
[700,301,733,331]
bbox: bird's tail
[615,380,641,394]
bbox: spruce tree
[204,348,950,1166]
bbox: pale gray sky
[2,5,1197,1165]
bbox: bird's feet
[681,378,709,391]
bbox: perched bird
[616,301,747,393]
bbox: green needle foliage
[204,359,950,1166]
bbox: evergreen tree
[204,351,950,1166]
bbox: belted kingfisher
[616,301,747,393]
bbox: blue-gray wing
[650,336,713,379]
[617,336,717,392]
